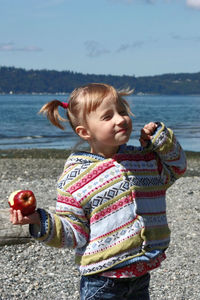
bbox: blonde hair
[39,83,133,131]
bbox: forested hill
[0,66,200,95]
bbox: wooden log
[0,207,55,246]
[0,209,31,246]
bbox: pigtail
[118,87,134,97]
[118,88,135,117]
[39,100,67,130]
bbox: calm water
[0,94,200,151]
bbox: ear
[75,126,92,141]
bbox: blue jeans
[80,273,150,300]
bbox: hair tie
[61,102,69,109]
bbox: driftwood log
[0,207,55,246]
[0,209,31,246]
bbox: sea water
[0,94,199,151]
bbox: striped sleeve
[150,122,187,187]
[29,191,89,249]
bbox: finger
[142,124,157,137]
[11,209,23,225]
[140,128,151,139]
[144,122,157,133]
[12,209,18,224]
[17,210,24,224]
[144,122,156,128]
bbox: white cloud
[0,42,42,52]
[117,41,145,52]
[21,46,43,52]
[171,33,200,42]
[84,41,110,57]
[186,0,200,9]
[0,42,14,51]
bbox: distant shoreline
[1,66,200,95]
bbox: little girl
[10,83,187,300]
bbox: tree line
[0,66,200,95]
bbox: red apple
[8,190,36,216]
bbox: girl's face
[85,97,132,158]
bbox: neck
[90,145,119,158]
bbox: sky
[0,0,200,77]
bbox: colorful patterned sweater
[30,122,187,276]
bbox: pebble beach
[0,149,200,300]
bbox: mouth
[116,128,128,134]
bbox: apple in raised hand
[8,190,36,216]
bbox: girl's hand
[140,122,158,147]
[10,208,41,226]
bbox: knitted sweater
[30,122,187,276]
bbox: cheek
[98,125,113,139]
[127,117,132,129]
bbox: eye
[102,115,112,120]
[119,110,128,116]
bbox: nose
[115,113,126,125]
